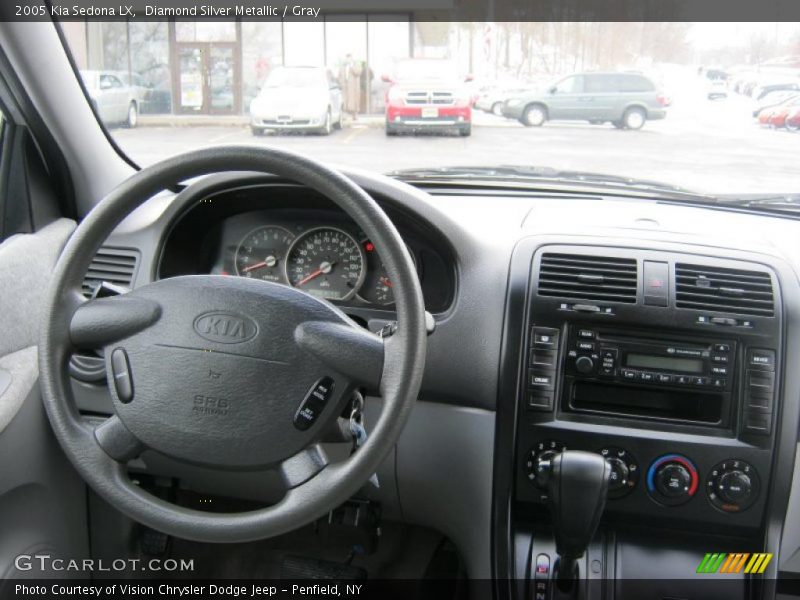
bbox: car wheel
[458,123,472,136]
[786,119,800,133]
[522,104,547,127]
[491,102,504,116]
[318,110,332,135]
[125,102,138,128]
[333,111,343,130]
[251,126,265,136]
[623,107,646,130]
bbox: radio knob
[717,471,752,504]
[575,356,594,374]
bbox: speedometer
[285,227,366,301]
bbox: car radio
[564,329,735,391]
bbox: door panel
[547,75,584,120]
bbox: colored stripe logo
[696,553,772,574]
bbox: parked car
[707,79,728,100]
[475,84,541,115]
[502,72,668,129]
[759,96,800,128]
[753,90,799,117]
[80,70,139,128]
[383,59,473,136]
[249,66,343,136]
[786,106,800,132]
[752,81,800,101]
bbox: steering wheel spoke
[70,294,161,349]
[295,321,384,392]
[94,415,147,462]
[280,444,330,489]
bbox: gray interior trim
[779,444,800,574]
[0,218,75,357]
[0,346,38,434]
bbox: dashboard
[70,169,800,596]
[156,181,456,317]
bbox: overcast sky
[689,22,800,50]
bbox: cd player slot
[569,381,725,425]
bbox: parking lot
[113,80,799,195]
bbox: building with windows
[61,19,430,116]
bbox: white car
[249,66,343,136]
[475,85,541,116]
[80,70,139,128]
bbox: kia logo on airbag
[193,312,258,344]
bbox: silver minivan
[502,72,668,129]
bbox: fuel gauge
[357,239,416,306]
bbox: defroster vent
[538,253,638,304]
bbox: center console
[494,240,798,600]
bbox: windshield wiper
[713,194,800,214]
[388,165,715,201]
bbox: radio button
[673,375,689,385]
[639,371,655,382]
[711,366,728,376]
[621,369,637,380]
[714,343,731,353]
[578,330,596,339]
[712,354,729,363]
[656,373,673,384]
[576,341,595,352]
[747,348,775,372]
[712,378,726,388]
[692,376,709,386]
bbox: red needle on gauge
[241,255,277,273]
[242,261,267,273]
[380,276,393,288]
[296,261,336,286]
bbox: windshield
[60,20,800,198]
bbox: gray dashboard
[69,168,800,586]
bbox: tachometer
[285,227,366,301]
[234,226,295,284]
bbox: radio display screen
[625,353,704,374]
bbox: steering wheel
[38,146,427,542]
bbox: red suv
[383,59,473,136]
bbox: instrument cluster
[212,217,418,308]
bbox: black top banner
[1,0,800,22]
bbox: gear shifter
[543,450,611,589]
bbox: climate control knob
[707,460,759,513]
[599,446,639,497]
[647,454,699,506]
[575,356,594,374]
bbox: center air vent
[81,247,139,298]
[538,253,638,304]
[675,263,774,317]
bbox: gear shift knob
[545,450,611,582]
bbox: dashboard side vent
[675,263,774,317]
[81,248,139,298]
[538,253,638,304]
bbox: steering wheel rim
[38,146,427,542]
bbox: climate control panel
[520,441,763,524]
